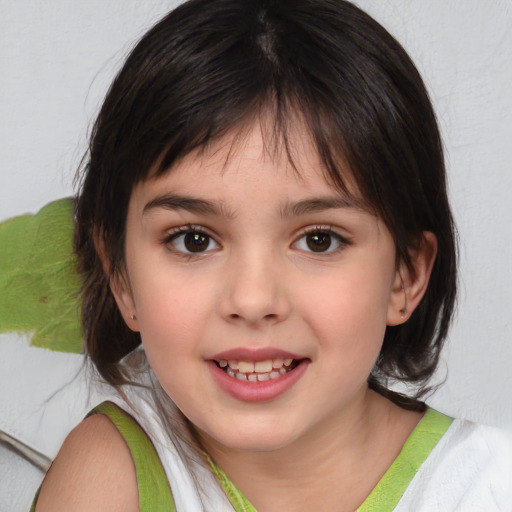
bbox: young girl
[33,0,512,510]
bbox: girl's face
[114,122,406,454]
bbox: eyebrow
[143,194,236,218]
[143,193,368,219]
[279,196,367,217]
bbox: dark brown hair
[75,0,457,402]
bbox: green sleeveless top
[31,402,452,511]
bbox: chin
[202,419,304,454]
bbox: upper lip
[209,347,304,362]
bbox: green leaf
[0,198,83,353]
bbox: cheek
[132,259,210,321]
[300,269,391,331]
[133,279,209,402]
[296,265,392,364]
[128,271,202,359]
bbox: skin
[36,414,139,512]
[37,121,437,511]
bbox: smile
[215,358,297,382]
[208,349,309,402]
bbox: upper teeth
[219,358,293,375]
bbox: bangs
[96,0,376,209]
[150,93,365,210]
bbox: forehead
[136,119,365,209]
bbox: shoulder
[428,417,512,485]
[35,413,139,512]
[442,418,512,466]
[397,415,512,511]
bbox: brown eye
[294,229,347,254]
[184,232,209,252]
[169,230,219,254]
[306,232,332,252]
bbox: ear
[387,231,437,326]
[94,230,140,332]
[109,271,140,332]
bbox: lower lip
[208,360,309,402]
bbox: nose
[219,249,292,327]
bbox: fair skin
[37,122,436,511]
[36,414,139,512]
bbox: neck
[198,388,421,512]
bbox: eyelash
[162,224,351,257]
[293,226,351,255]
[163,225,219,257]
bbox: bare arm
[35,414,139,512]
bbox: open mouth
[214,358,300,382]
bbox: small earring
[130,314,136,320]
